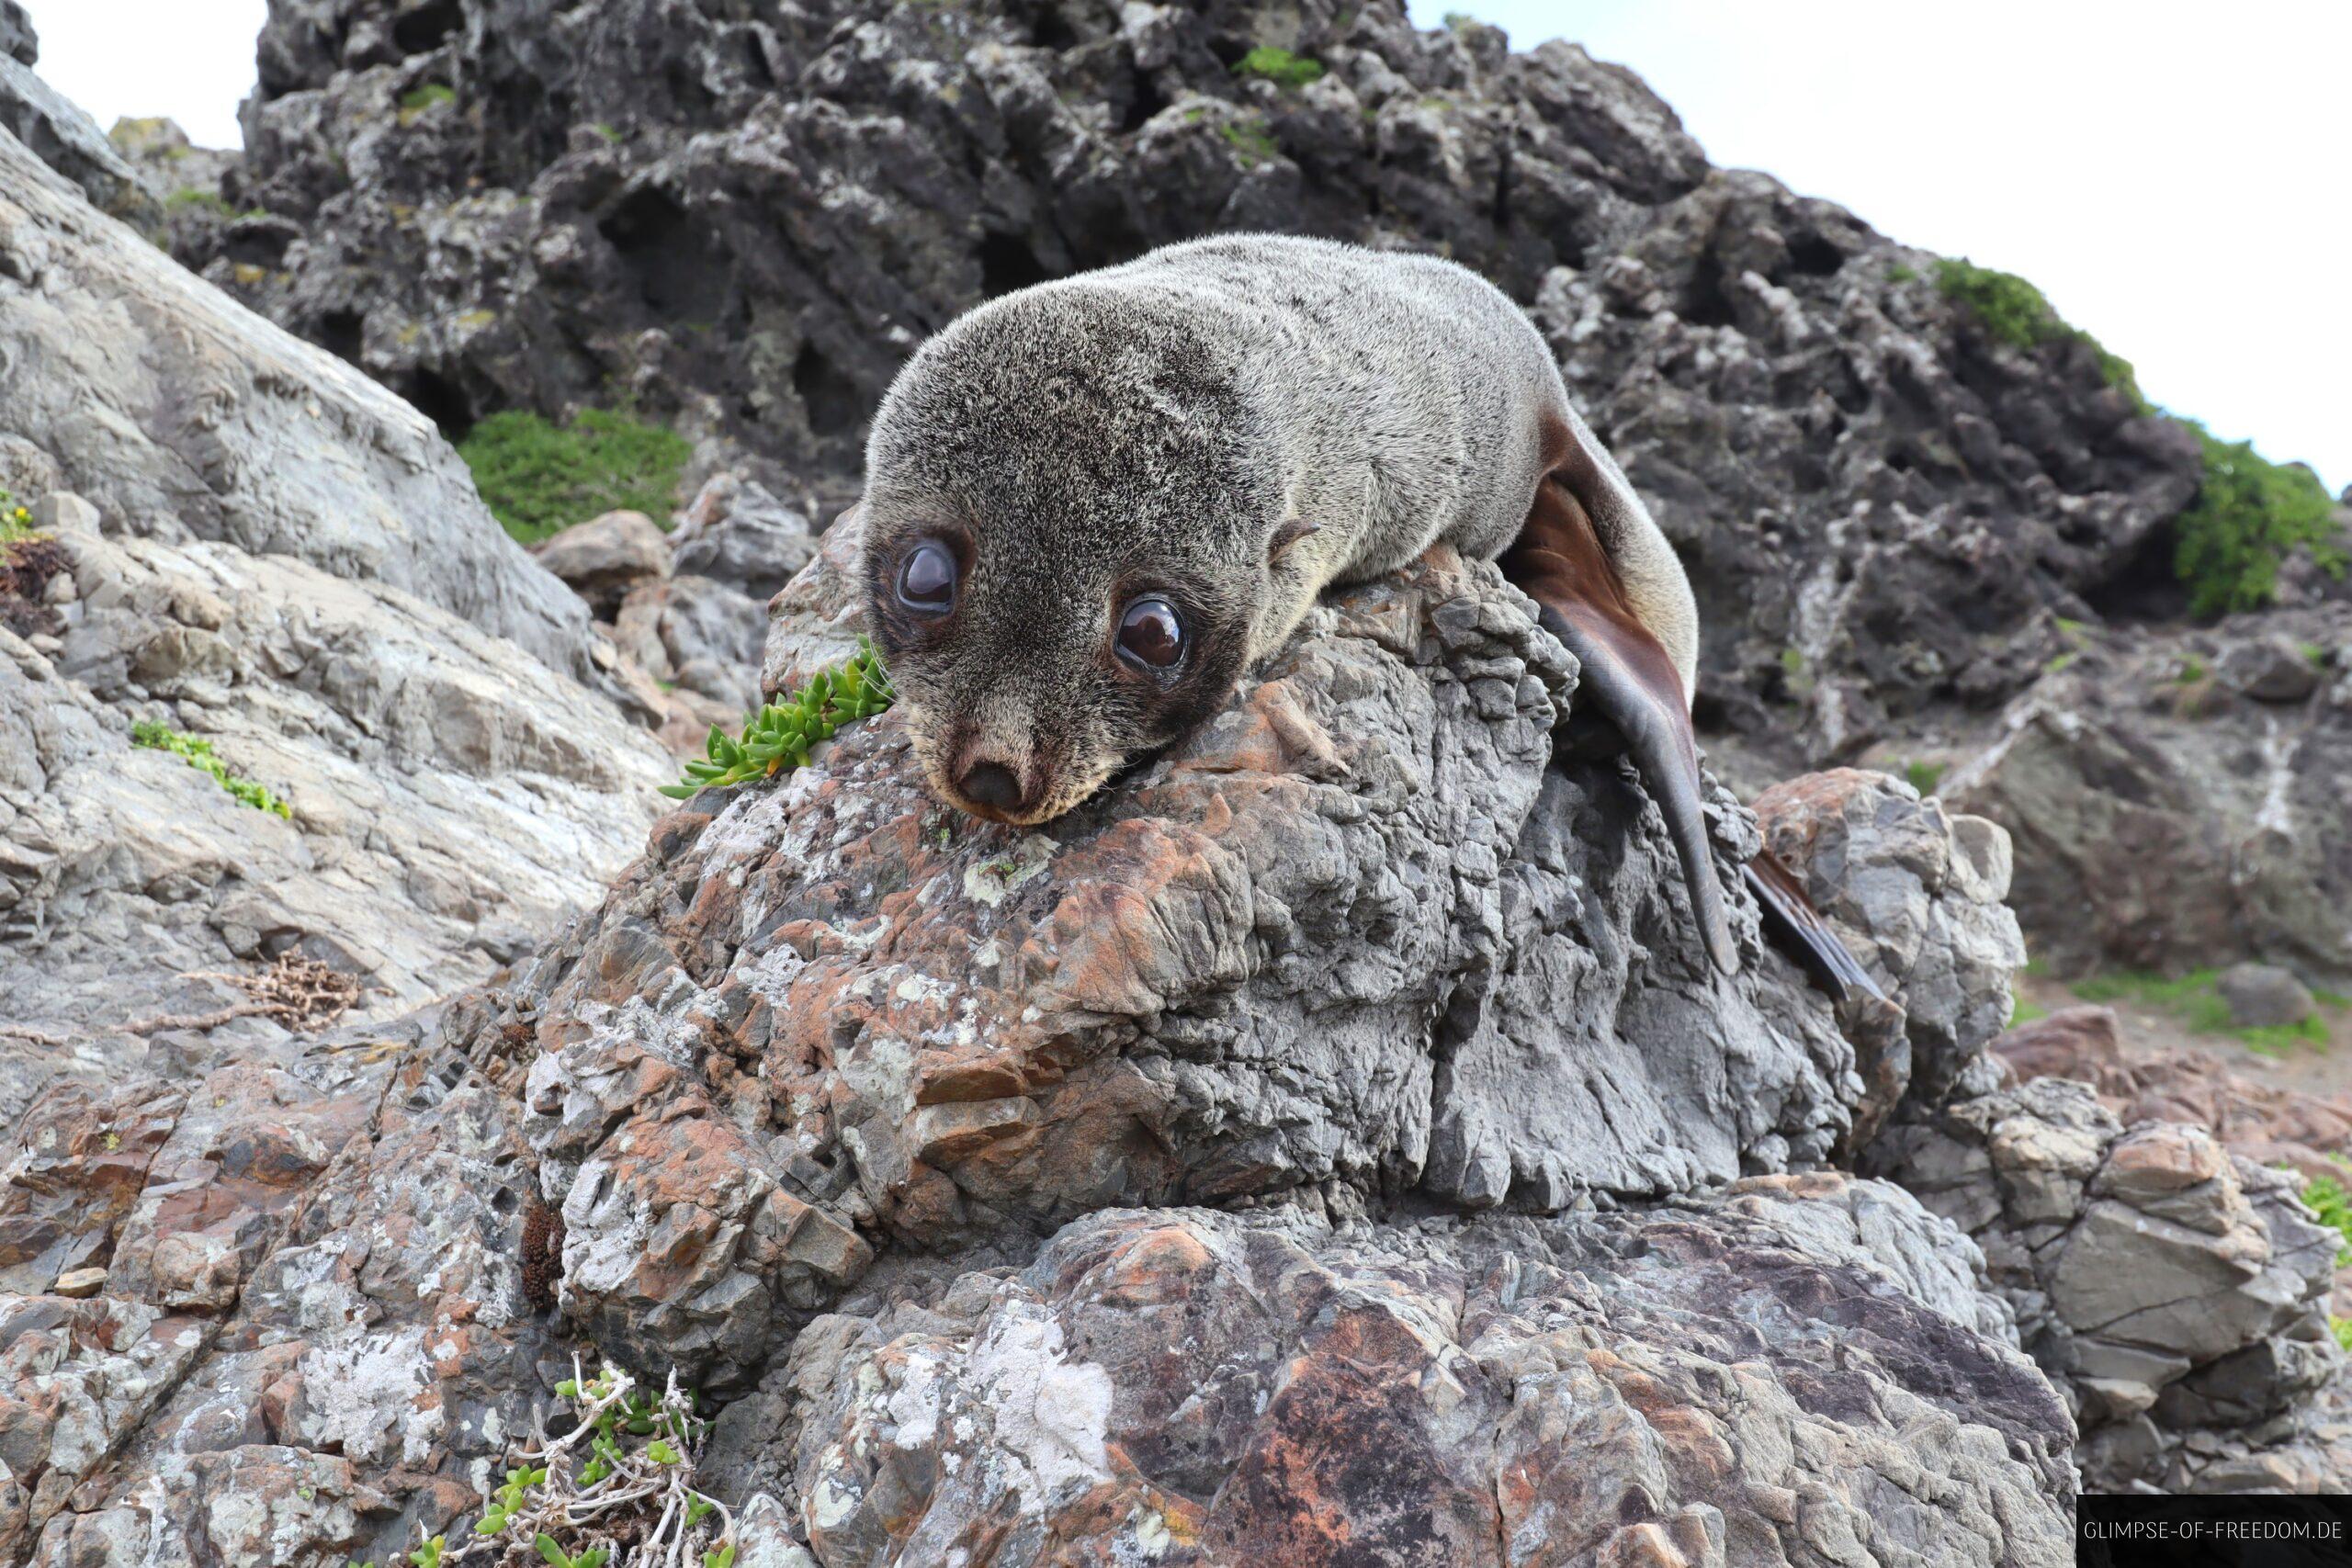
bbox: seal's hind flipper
[1500,476,1739,976]
[1743,849,1885,1003]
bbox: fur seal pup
[858,233,1870,993]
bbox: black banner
[2079,1495,2352,1565]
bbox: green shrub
[2335,1316,2352,1354]
[1904,759,1946,796]
[457,409,692,544]
[2302,1174,2352,1266]
[663,640,896,798]
[1232,47,1327,86]
[131,720,293,818]
[400,83,456,115]
[1932,257,2148,412]
[2172,424,2346,618]
[0,490,35,544]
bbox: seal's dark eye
[1115,596,1184,671]
[897,539,957,614]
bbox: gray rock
[2217,961,2318,1030]
[0,55,154,224]
[1951,604,2352,987]
[0,123,611,687]
[0,510,673,1107]
[672,473,820,602]
[706,1187,2073,1567]
[1874,1079,2345,1491]
[1,1,32,67]
[530,507,672,615]
[2219,632,2325,704]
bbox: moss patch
[131,720,293,818]
[457,409,692,545]
[398,83,457,124]
[1932,257,2148,412]
[1218,119,1281,167]
[2173,424,2346,618]
[1232,47,1327,87]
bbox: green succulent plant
[662,639,896,799]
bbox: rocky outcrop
[709,1185,2072,1567]
[1883,1079,2345,1493]
[188,0,2198,756]
[0,495,670,1095]
[0,128,608,683]
[0,114,675,1121]
[0,11,153,226]
[2,487,2339,1559]
[148,0,2352,983]
[1996,1006,2352,1181]
[1950,604,2352,987]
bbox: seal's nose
[956,759,1026,815]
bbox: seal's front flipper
[1742,850,1884,1003]
[1500,476,1739,976]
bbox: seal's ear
[1269,513,1320,561]
[1500,474,1740,976]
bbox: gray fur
[859,233,1701,824]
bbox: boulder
[672,473,820,603]
[1878,1075,2346,1491]
[708,1182,2072,1568]
[531,508,672,615]
[1995,1006,2352,1184]
[2215,961,2318,1030]
[0,125,610,686]
[0,5,31,69]
[0,51,154,226]
[1951,604,2352,987]
[476,526,1890,1393]
[0,493,672,1115]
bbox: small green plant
[2175,653,2208,683]
[400,83,457,118]
[1884,262,1917,285]
[1232,46,1327,86]
[131,720,293,818]
[592,122,622,143]
[2334,1316,2352,1354]
[1903,759,1946,796]
[0,489,36,543]
[2008,996,2049,1027]
[456,409,692,544]
[2302,1174,2352,1266]
[663,640,896,799]
[1932,257,2147,412]
[164,187,232,215]
[2172,423,2346,618]
[2304,642,2331,668]
[1218,119,1280,167]
[355,1360,730,1568]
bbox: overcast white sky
[27,0,2348,492]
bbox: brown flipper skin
[1743,850,1886,1003]
[1497,439,1879,998]
[1498,470,1740,976]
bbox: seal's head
[859,283,1292,824]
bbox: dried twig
[0,953,363,1043]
